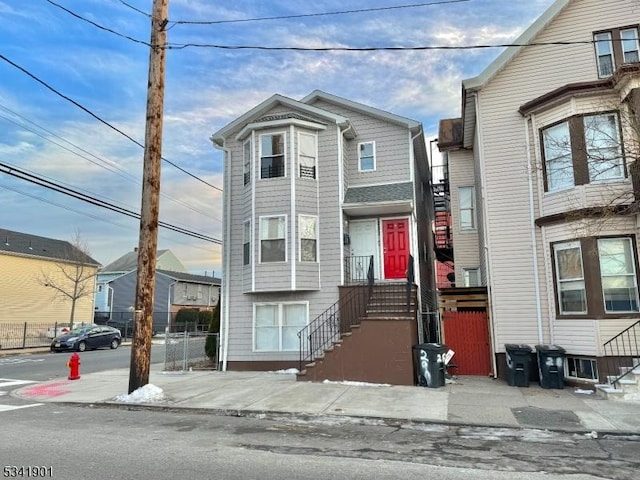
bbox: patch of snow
[271,368,299,374]
[575,389,594,395]
[114,384,166,404]
[584,431,598,439]
[322,379,391,387]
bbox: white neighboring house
[438,0,640,384]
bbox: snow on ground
[114,384,166,404]
[272,368,299,374]
[322,380,391,387]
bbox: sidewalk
[12,365,640,435]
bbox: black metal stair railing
[298,256,374,371]
[603,320,640,388]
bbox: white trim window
[597,238,640,313]
[298,133,317,179]
[358,141,376,172]
[621,27,640,64]
[243,139,251,185]
[458,186,476,230]
[565,357,598,381]
[584,113,623,182]
[243,220,251,266]
[259,215,286,263]
[299,215,318,262]
[260,133,285,179]
[254,302,308,351]
[553,241,587,314]
[463,268,480,287]
[542,122,574,191]
[594,32,614,77]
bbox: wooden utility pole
[129,0,168,393]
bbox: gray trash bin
[536,344,566,389]
[505,344,532,387]
[413,343,447,388]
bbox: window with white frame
[260,215,286,262]
[243,139,251,185]
[553,236,640,317]
[260,133,285,179]
[593,26,640,78]
[542,122,574,191]
[254,302,308,351]
[358,141,375,171]
[565,357,598,381]
[298,133,316,179]
[463,268,480,287]
[598,237,640,312]
[541,112,625,192]
[458,186,475,230]
[553,241,587,314]
[243,220,251,266]
[197,285,203,299]
[299,215,318,262]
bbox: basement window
[565,357,598,381]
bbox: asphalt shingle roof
[157,269,221,285]
[0,228,100,265]
[343,182,414,204]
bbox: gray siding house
[211,90,436,381]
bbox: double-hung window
[584,113,623,182]
[594,26,640,77]
[542,122,574,191]
[553,241,587,314]
[243,220,251,266]
[622,28,640,64]
[553,237,640,317]
[260,134,285,179]
[299,215,318,262]
[358,141,375,171]
[243,140,251,185]
[598,238,639,312]
[463,268,480,287]
[260,216,286,262]
[298,133,317,179]
[594,32,615,77]
[254,302,308,351]
[458,186,476,230]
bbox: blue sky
[0,0,555,275]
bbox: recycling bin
[505,344,533,387]
[536,344,566,389]
[413,343,447,388]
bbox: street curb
[46,400,640,440]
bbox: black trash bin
[505,344,533,387]
[413,343,447,388]
[536,344,566,389]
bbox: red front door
[382,219,409,279]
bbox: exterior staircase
[296,282,418,386]
[596,361,640,402]
[595,320,640,402]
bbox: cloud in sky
[0,0,556,275]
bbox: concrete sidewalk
[12,365,640,435]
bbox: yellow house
[0,228,100,327]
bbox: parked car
[46,322,91,339]
[50,325,121,352]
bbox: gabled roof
[210,93,350,146]
[462,0,571,92]
[157,269,221,285]
[0,228,100,265]
[101,249,178,273]
[301,90,422,131]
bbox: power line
[0,53,223,192]
[0,162,222,244]
[169,0,470,26]
[119,0,150,18]
[0,103,222,223]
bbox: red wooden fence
[442,310,491,376]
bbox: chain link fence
[0,322,94,350]
[164,332,219,371]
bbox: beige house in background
[438,0,640,384]
[0,228,100,326]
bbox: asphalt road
[2,405,638,480]
[0,344,166,382]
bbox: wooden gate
[442,310,491,375]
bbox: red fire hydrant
[67,353,81,380]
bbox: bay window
[553,241,587,314]
[299,215,318,262]
[260,215,286,263]
[260,133,285,179]
[542,122,574,191]
[299,133,317,179]
[243,139,251,185]
[598,238,639,312]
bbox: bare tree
[39,230,98,327]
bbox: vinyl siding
[0,253,96,325]
[476,0,636,351]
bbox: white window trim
[258,214,287,264]
[458,186,476,231]
[594,31,614,78]
[243,139,251,186]
[259,132,287,180]
[553,241,587,315]
[299,214,318,263]
[242,219,251,266]
[564,356,599,383]
[358,141,376,172]
[597,237,640,314]
[298,132,317,179]
[621,27,640,64]
[252,301,309,352]
[463,268,480,287]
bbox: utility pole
[129,0,168,393]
